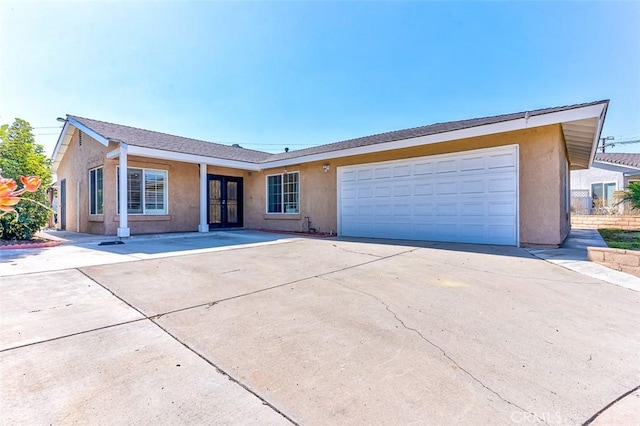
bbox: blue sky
[1,1,639,156]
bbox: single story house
[52,100,609,247]
[570,153,640,214]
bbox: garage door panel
[374,186,391,197]
[339,146,518,245]
[393,184,411,197]
[435,181,457,195]
[460,201,486,216]
[488,177,516,193]
[460,179,485,194]
[414,183,433,195]
[393,165,411,177]
[414,162,433,175]
[488,152,517,169]
[460,156,485,172]
[374,167,391,179]
[357,169,373,180]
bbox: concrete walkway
[0,229,298,277]
[527,228,640,292]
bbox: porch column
[117,143,130,237]
[198,163,209,232]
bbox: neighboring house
[570,153,640,214]
[52,100,608,247]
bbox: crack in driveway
[582,384,640,425]
[328,278,550,425]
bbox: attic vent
[78,131,83,147]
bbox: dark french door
[208,175,243,228]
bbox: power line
[598,137,640,153]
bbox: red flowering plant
[0,173,42,215]
[1,118,54,240]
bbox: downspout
[76,180,80,232]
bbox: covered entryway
[338,145,519,245]
[208,175,243,228]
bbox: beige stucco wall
[57,123,569,245]
[245,124,568,246]
[57,130,202,235]
[56,129,113,234]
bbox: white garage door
[338,145,518,245]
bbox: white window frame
[266,171,300,214]
[591,181,617,208]
[117,166,168,215]
[89,166,104,215]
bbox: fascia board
[125,145,262,171]
[587,103,609,167]
[66,117,109,146]
[594,161,640,172]
[51,121,74,173]
[261,103,608,169]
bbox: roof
[267,100,608,162]
[52,99,608,172]
[594,153,640,169]
[68,115,272,163]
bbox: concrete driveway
[1,233,639,425]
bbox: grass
[598,229,640,250]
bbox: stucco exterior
[245,124,568,246]
[58,120,570,245]
[571,163,640,192]
[56,124,571,246]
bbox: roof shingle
[68,115,272,163]
[594,153,640,169]
[67,99,608,165]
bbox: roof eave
[593,160,640,172]
[51,116,111,173]
[262,101,611,169]
[109,144,262,171]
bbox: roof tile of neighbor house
[594,153,640,169]
[69,100,607,164]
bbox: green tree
[0,118,53,240]
[618,182,640,211]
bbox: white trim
[51,121,74,173]
[66,117,109,146]
[515,144,520,247]
[106,147,120,159]
[587,104,609,167]
[117,144,129,237]
[116,164,169,215]
[336,166,343,237]
[590,181,618,207]
[265,171,300,214]
[53,102,608,173]
[125,145,262,170]
[264,104,607,169]
[199,163,208,232]
[594,160,640,172]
